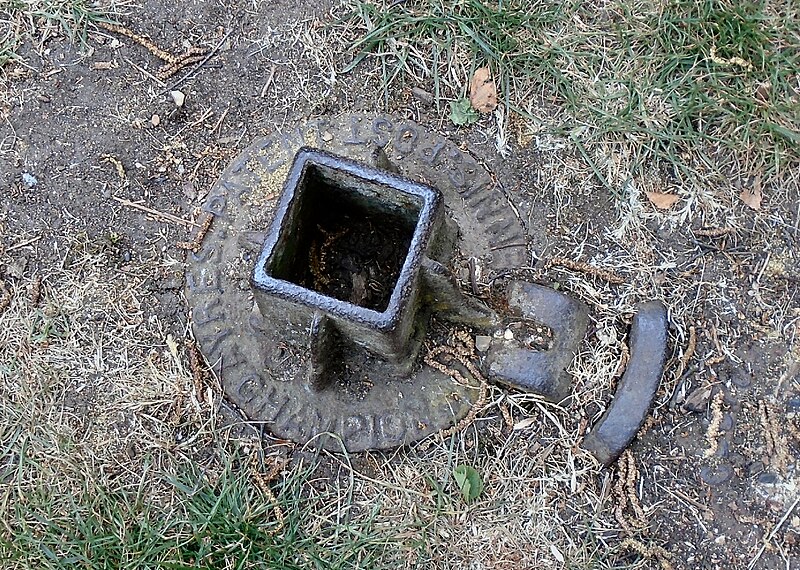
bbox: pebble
[475,335,492,352]
[22,172,38,188]
[700,464,734,486]
[503,329,514,340]
[170,89,185,107]
[757,472,778,485]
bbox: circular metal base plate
[185,113,526,451]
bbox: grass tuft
[1,453,398,569]
[339,0,800,189]
[0,0,129,67]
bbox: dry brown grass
[1,0,799,567]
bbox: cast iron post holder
[224,143,666,458]
[250,147,494,391]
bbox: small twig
[122,57,166,87]
[748,494,800,569]
[210,105,230,135]
[112,196,200,228]
[177,212,214,252]
[676,325,697,379]
[260,64,277,97]
[548,257,625,285]
[7,235,42,252]
[166,28,232,92]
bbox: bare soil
[1,1,798,568]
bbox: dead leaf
[682,386,712,413]
[740,176,762,210]
[645,191,680,210]
[754,81,771,103]
[469,67,497,113]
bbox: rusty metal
[483,281,590,401]
[185,114,527,451]
[185,113,603,451]
[581,301,669,466]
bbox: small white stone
[503,329,514,340]
[22,172,38,188]
[475,335,492,352]
[170,89,186,107]
[151,114,160,127]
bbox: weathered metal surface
[581,301,669,466]
[251,147,448,371]
[484,281,590,402]
[185,114,528,451]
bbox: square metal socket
[251,147,445,366]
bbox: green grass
[341,0,564,108]
[339,0,800,184]
[0,0,126,67]
[0,451,404,569]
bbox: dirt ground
[1,1,799,568]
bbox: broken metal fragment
[484,281,590,402]
[582,301,669,466]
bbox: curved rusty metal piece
[582,301,669,466]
